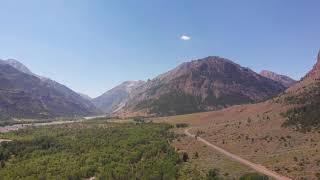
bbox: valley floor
[0,119,182,179]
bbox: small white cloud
[180,35,191,41]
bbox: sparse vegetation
[133,116,145,123]
[137,91,202,116]
[206,168,223,180]
[239,173,269,180]
[283,83,320,131]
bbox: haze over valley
[1,1,320,179]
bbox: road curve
[184,128,292,180]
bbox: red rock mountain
[118,56,286,116]
[260,70,296,88]
[286,50,320,93]
[278,49,320,130]
[303,50,320,81]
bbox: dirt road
[184,128,292,180]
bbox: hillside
[0,59,100,119]
[119,56,285,116]
[155,50,320,179]
[93,81,145,114]
[279,50,320,131]
[260,70,296,88]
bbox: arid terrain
[154,100,320,179]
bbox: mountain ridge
[260,70,296,88]
[93,80,145,114]
[114,56,286,116]
[0,59,100,119]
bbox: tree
[182,152,189,162]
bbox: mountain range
[0,59,100,119]
[93,81,145,114]
[0,55,300,119]
[260,70,296,88]
[99,56,288,117]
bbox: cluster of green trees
[147,91,201,116]
[283,83,320,131]
[204,92,252,107]
[0,113,12,126]
[0,122,182,179]
[175,123,189,128]
[0,119,271,179]
[136,88,254,116]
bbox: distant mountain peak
[260,70,296,88]
[93,80,145,114]
[78,92,92,101]
[0,58,33,75]
[0,58,100,118]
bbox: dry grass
[152,101,320,179]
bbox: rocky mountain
[260,70,296,88]
[0,59,100,118]
[302,50,320,82]
[93,81,145,114]
[78,93,92,101]
[276,50,320,130]
[118,56,286,116]
[3,59,34,75]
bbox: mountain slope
[93,81,145,114]
[154,50,320,179]
[260,70,296,88]
[279,50,320,130]
[0,59,100,118]
[119,56,285,116]
[3,59,34,75]
[78,93,92,101]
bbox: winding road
[184,128,292,180]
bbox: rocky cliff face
[260,70,296,88]
[118,56,285,116]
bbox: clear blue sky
[0,0,319,97]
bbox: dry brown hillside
[154,50,320,179]
[118,56,285,117]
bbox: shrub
[206,169,220,180]
[175,123,189,128]
[193,152,199,159]
[240,173,269,180]
[182,152,189,162]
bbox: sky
[0,0,319,97]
